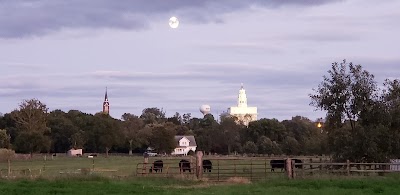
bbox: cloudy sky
[0,0,399,121]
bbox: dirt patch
[226,177,251,184]
[164,177,251,189]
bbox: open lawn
[1,176,400,194]
[2,155,400,194]
[0,155,292,179]
[0,154,389,180]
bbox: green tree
[0,129,10,148]
[310,60,378,131]
[281,136,300,155]
[121,113,145,155]
[140,107,166,124]
[149,124,176,154]
[243,141,258,154]
[94,113,122,157]
[309,60,393,162]
[11,99,51,156]
[48,110,83,152]
[0,148,15,175]
[182,113,192,124]
[219,116,241,154]
[246,118,287,143]
[257,136,274,155]
[167,112,182,125]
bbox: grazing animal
[270,159,286,172]
[149,160,163,173]
[179,160,191,173]
[203,160,212,172]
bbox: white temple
[228,84,258,126]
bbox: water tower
[200,105,211,116]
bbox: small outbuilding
[67,148,83,157]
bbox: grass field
[0,154,388,180]
[1,155,400,194]
[0,155,291,179]
[1,176,400,194]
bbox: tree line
[0,102,327,157]
[0,59,399,163]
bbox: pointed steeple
[104,87,108,102]
[103,87,110,115]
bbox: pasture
[0,154,312,179]
[0,154,393,180]
[1,176,400,194]
[1,155,400,194]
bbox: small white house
[171,135,197,156]
[67,148,83,157]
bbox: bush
[187,150,195,156]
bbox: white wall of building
[171,146,197,156]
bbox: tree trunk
[129,140,133,156]
[106,147,109,158]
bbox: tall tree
[182,113,192,124]
[219,116,241,154]
[48,110,82,152]
[148,124,176,154]
[310,60,392,162]
[140,107,166,124]
[0,129,10,148]
[121,113,145,155]
[95,113,121,157]
[167,112,182,125]
[11,99,51,156]
[310,60,378,130]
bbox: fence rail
[137,155,400,181]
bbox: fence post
[310,158,313,175]
[264,159,267,180]
[286,158,292,179]
[196,151,203,180]
[346,160,350,176]
[319,158,322,171]
[250,159,253,181]
[143,153,149,175]
[43,155,47,171]
[7,159,11,176]
[217,160,220,182]
[234,160,237,177]
[92,158,95,171]
[291,159,296,179]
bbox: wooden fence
[137,153,400,181]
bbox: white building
[171,135,197,156]
[67,148,83,157]
[228,84,258,126]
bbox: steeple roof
[104,87,108,102]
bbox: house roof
[175,135,197,146]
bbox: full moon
[169,16,179,29]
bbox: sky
[0,0,399,121]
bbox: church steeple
[103,87,110,115]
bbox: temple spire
[238,83,247,107]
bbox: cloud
[0,0,341,38]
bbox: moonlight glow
[169,16,179,29]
